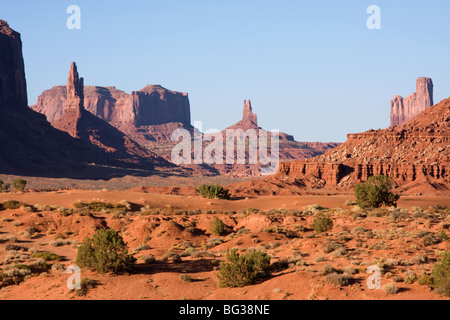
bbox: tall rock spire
[242,99,257,125]
[65,62,84,113]
[390,77,433,127]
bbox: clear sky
[1,0,450,142]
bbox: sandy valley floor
[0,190,449,300]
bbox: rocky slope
[264,97,450,195]
[390,77,434,127]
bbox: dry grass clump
[324,272,350,287]
[382,282,399,294]
[162,251,182,263]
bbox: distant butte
[31,83,192,143]
[52,62,171,169]
[390,77,434,127]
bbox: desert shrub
[218,249,271,287]
[439,230,448,241]
[312,213,333,233]
[421,234,441,247]
[343,267,358,275]
[182,247,197,256]
[51,263,65,273]
[73,201,127,212]
[404,271,417,284]
[350,226,366,236]
[210,217,226,236]
[410,254,428,265]
[305,204,325,212]
[432,250,450,297]
[11,220,23,227]
[321,264,337,275]
[185,226,203,235]
[354,175,400,209]
[142,255,156,264]
[0,180,10,193]
[208,237,224,247]
[382,282,399,294]
[77,278,96,296]
[179,274,192,282]
[29,258,50,271]
[162,251,182,263]
[198,184,231,200]
[1,200,27,210]
[323,241,343,254]
[5,244,22,251]
[31,251,62,261]
[236,228,250,236]
[262,225,282,234]
[325,272,350,287]
[133,243,151,252]
[76,228,136,275]
[5,235,17,243]
[0,264,32,287]
[12,179,27,192]
[418,274,434,287]
[50,239,72,247]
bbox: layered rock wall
[32,84,191,127]
[278,160,448,188]
[132,85,190,126]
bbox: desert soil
[0,190,449,300]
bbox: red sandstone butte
[31,83,192,143]
[390,77,434,127]
[52,62,171,169]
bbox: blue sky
[1,0,450,142]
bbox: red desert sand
[0,190,449,300]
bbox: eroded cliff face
[31,84,191,126]
[52,62,171,168]
[390,77,434,127]
[84,86,133,124]
[0,20,27,109]
[275,97,450,194]
[0,21,100,176]
[132,85,191,126]
[278,160,448,191]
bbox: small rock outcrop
[390,77,434,127]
